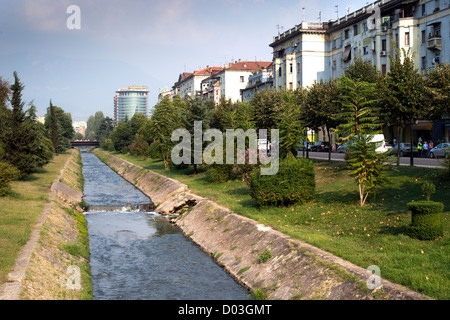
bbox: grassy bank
[0,152,71,284]
[0,149,92,300]
[108,150,449,300]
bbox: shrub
[407,201,444,240]
[0,162,20,196]
[249,154,315,206]
[440,152,450,180]
[208,163,233,183]
[421,181,436,201]
[259,248,272,263]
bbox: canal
[80,150,249,300]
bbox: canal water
[81,150,249,300]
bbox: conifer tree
[2,72,41,177]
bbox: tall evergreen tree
[44,103,74,153]
[2,72,42,177]
[49,100,59,151]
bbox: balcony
[427,36,442,51]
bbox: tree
[1,72,44,177]
[276,89,305,157]
[109,121,133,152]
[148,97,184,169]
[48,100,59,151]
[44,103,74,152]
[379,47,427,165]
[181,97,214,174]
[334,75,388,207]
[334,75,383,139]
[346,135,389,206]
[251,89,282,132]
[96,116,115,142]
[0,76,11,153]
[424,62,450,120]
[344,55,382,83]
[301,80,340,160]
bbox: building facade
[114,86,149,124]
[202,60,272,104]
[173,66,223,100]
[270,0,449,87]
[241,65,274,101]
[270,0,450,142]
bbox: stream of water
[81,150,249,300]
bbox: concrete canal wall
[93,149,429,300]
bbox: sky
[0,0,371,121]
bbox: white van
[369,134,389,153]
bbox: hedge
[249,154,315,206]
[407,201,444,240]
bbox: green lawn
[0,152,71,284]
[110,150,450,300]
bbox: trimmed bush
[0,162,20,196]
[249,154,315,206]
[208,163,233,183]
[407,201,444,240]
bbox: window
[342,45,352,62]
[422,56,426,70]
[405,32,410,45]
[290,63,293,73]
[382,39,387,51]
[421,30,426,44]
[381,64,387,75]
[353,24,358,35]
[421,4,426,16]
[363,22,368,32]
[363,46,368,55]
[278,67,282,77]
[344,29,349,39]
[240,76,244,83]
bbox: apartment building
[270,0,449,87]
[201,60,272,104]
[270,0,449,142]
[241,64,273,101]
[172,66,223,100]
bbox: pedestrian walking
[418,139,423,156]
[422,141,429,158]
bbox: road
[297,151,445,169]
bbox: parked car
[337,143,349,153]
[297,142,311,151]
[429,143,450,158]
[389,143,419,157]
[337,134,388,154]
[310,141,331,152]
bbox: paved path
[297,151,445,169]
